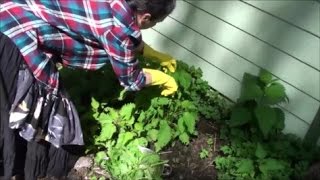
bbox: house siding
[142,0,320,139]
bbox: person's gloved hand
[143,44,177,73]
[143,68,178,96]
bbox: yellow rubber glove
[143,44,177,73]
[143,68,178,96]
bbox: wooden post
[304,106,320,146]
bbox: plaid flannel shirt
[0,0,146,93]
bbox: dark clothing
[0,32,83,179]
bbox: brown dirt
[161,119,221,180]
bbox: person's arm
[99,29,177,96]
[99,28,146,91]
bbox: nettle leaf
[229,107,251,127]
[97,123,117,141]
[259,69,273,84]
[182,112,197,134]
[175,69,192,90]
[242,73,259,84]
[95,151,107,164]
[236,159,254,174]
[259,158,286,174]
[120,103,135,121]
[97,113,113,124]
[157,108,164,118]
[108,108,119,120]
[155,97,170,105]
[134,122,144,133]
[137,111,146,122]
[180,100,197,110]
[179,132,190,145]
[274,108,285,130]
[116,132,136,147]
[177,117,186,133]
[240,83,263,102]
[155,120,172,152]
[255,143,267,159]
[147,129,158,142]
[264,82,286,104]
[91,97,100,110]
[220,145,233,155]
[141,153,161,165]
[255,105,277,138]
[239,73,263,102]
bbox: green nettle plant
[61,56,229,179]
[229,70,288,138]
[214,70,319,180]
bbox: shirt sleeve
[100,26,146,91]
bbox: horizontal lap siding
[142,0,320,138]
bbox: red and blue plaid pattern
[0,0,145,93]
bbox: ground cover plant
[61,58,319,180]
[215,70,320,179]
[61,56,229,179]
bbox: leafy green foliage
[215,70,320,179]
[230,70,288,138]
[215,125,320,179]
[199,148,209,159]
[61,56,229,179]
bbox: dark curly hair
[126,0,176,21]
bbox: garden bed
[58,119,221,180]
[48,58,320,180]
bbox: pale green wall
[142,0,320,139]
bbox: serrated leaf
[239,73,263,102]
[108,108,119,120]
[179,132,190,145]
[177,117,185,133]
[137,111,146,122]
[229,107,251,127]
[147,129,158,142]
[274,108,285,130]
[255,105,277,138]
[259,69,273,84]
[96,123,116,142]
[236,159,254,174]
[264,83,286,104]
[95,151,107,164]
[180,100,196,110]
[240,83,263,102]
[259,158,286,174]
[155,97,170,105]
[242,73,259,84]
[91,97,100,110]
[157,108,164,118]
[155,121,172,152]
[150,118,160,128]
[97,113,113,124]
[120,103,135,121]
[199,149,209,159]
[133,137,148,147]
[176,69,192,89]
[141,153,161,165]
[220,145,233,155]
[134,122,144,132]
[182,112,197,134]
[116,132,135,147]
[255,143,267,159]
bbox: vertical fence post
[304,106,320,146]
